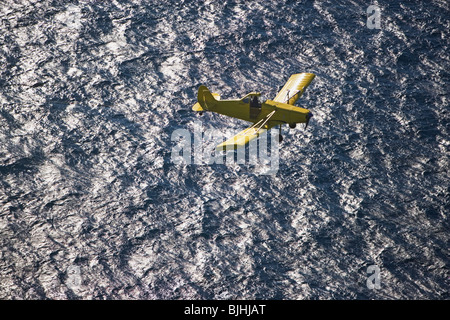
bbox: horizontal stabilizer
[193,87,220,112]
[192,102,203,112]
[192,93,219,112]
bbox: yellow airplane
[192,73,316,150]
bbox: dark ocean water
[0,0,448,299]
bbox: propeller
[305,112,313,129]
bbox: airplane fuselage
[204,98,311,128]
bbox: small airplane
[192,73,316,150]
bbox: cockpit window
[242,97,250,104]
[250,95,261,108]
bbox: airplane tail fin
[197,85,218,111]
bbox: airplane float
[192,73,316,150]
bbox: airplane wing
[273,73,316,105]
[216,111,276,151]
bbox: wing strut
[251,110,276,134]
